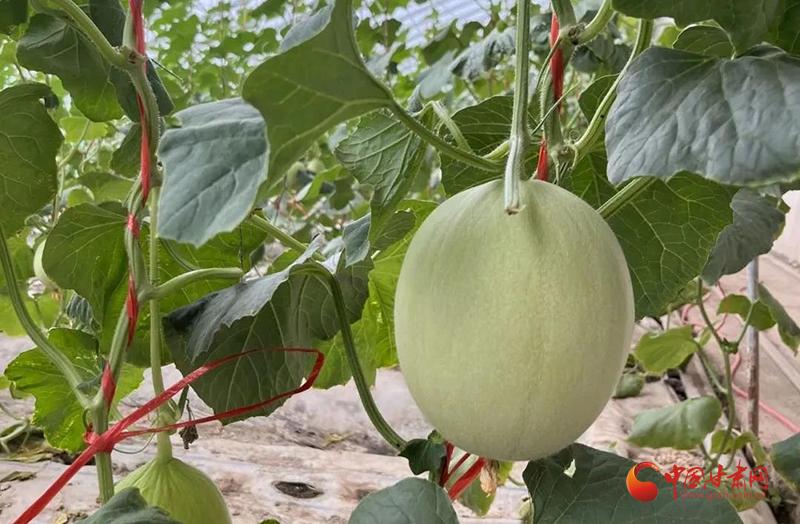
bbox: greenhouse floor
[0,252,798,523]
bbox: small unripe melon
[116,457,232,524]
[395,180,634,461]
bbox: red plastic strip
[549,13,564,104]
[14,347,323,524]
[100,363,116,408]
[447,458,486,500]
[535,141,549,181]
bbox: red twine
[14,347,324,524]
[447,458,487,500]
[536,11,565,183]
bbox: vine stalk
[503,0,531,213]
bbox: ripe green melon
[116,457,232,524]
[395,180,634,461]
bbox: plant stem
[571,0,613,45]
[597,177,656,219]
[317,264,406,450]
[389,104,504,173]
[745,260,760,435]
[572,18,652,162]
[0,228,88,405]
[48,0,129,70]
[91,406,115,502]
[431,102,471,152]
[150,268,244,299]
[504,0,531,213]
[551,0,576,26]
[149,188,173,463]
[250,214,324,260]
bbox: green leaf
[702,190,785,283]
[607,46,800,188]
[673,25,734,58]
[158,99,268,247]
[523,444,741,523]
[17,14,122,122]
[607,174,736,318]
[349,478,458,524]
[768,0,800,55]
[439,95,537,195]
[628,396,722,449]
[758,284,800,352]
[612,0,778,52]
[634,326,698,374]
[43,203,127,324]
[399,436,446,476]
[770,432,800,489]
[717,294,776,330]
[4,328,143,451]
[709,430,768,464]
[59,116,108,143]
[613,372,645,398]
[450,28,515,80]
[560,151,616,209]
[111,124,141,178]
[165,250,369,422]
[78,488,180,524]
[315,201,435,388]
[336,110,429,263]
[88,0,174,120]
[0,0,27,34]
[0,83,62,237]
[578,75,616,120]
[242,0,394,191]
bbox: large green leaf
[628,396,722,449]
[612,0,778,52]
[523,444,741,523]
[0,83,62,237]
[608,175,736,318]
[158,98,268,247]
[165,249,369,421]
[769,0,800,55]
[17,14,122,122]
[316,201,435,388]
[0,0,27,34]
[335,111,428,262]
[607,46,800,188]
[4,328,142,451]
[439,95,536,195]
[349,478,458,524]
[758,284,800,352]
[770,432,800,489]
[702,190,785,282]
[242,0,394,190]
[43,203,127,324]
[634,326,698,374]
[79,488,179,524]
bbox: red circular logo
[626,462,661,502]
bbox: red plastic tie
[14,347,324,524]
[126,214,140,237]
[447,458,486,500]
[536,141,549,181]
[549,13,564,104]
[100,363,116,407]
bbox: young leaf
[612,0,777,52]
[399,436,446,476]
[628,396,722,450]
[349,478,458,524]
[4,329,143,452]
[165,251,370,422]
[633,326,698,374]
[17,14,122,122]
[607,46,800,187]
[157,98,268,247]
[523,444,741,522]
[702,190,785,283]
[79,488,179,524]
[757,285,800,352]
[0,83,62,237]
[242,0,395,190]
[717,294,776,330]
[770,432,800,489]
